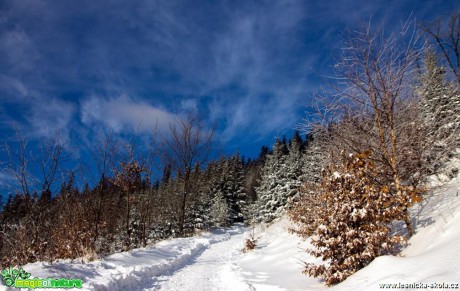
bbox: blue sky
[0,0,459,192]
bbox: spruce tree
[255,139,290,222]
[417,50,460,176]
[210,191,230,226]
[284,134,304,201]
[208,157,231,226]
[301,137,324,184]
[224,154,247,223]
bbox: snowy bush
[302,151,408,286]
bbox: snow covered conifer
[287,133,303,178]
[289,134,326,236]
[301,135,324,185]
[210,191,230,226]
[184,163,210,231]
[224,154,247,223]
[284,133,304,201]
[255,139,291,222]
[417,50,460,176]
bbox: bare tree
[306,20,424,237]
[3,130,67,197]
[138,129,159,246]
[421,12,460,86]
[89,131,119,249]
[3,130,32,196]
[114,160,145,250]
[37,134,68,202]
[1,130,68,263]
[159,114,214,235]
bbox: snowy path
[2,226,251,291]
[147,227,248,291]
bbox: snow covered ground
[1,173,459,290]
[0,227,250,291]
[0,220,321,290]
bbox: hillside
[1,172,459,290]
[335,172,460,290]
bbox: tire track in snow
[146,226,249,291]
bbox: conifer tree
[301,135,325,185]
[210,191,230,226]
[205,158,227,226]
[289,135,326,237]
[284,134,304,201]
[224,154,247,222]
[184,163,210,231]
[417,50,460,176]
[255,139,290,222]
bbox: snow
[0,221,321,290]
[2,173,460,290]
[233,220,324,291]
[334,173,460,290]
[332,171,341,179]
[0,228,247,291]
[149,227,248,291]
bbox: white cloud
[208,1,308,91]
[25,97,76,139]
[195,1,315,142]
[0,26,41,73]
[0,74,29,98]
[2,0,440,149]
[180,99,198,114]
[0,0,314,145]
[80,94,178,134]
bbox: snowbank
[0,229,237,291]
[232,219,324,290]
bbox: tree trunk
[178,193,186,236]
[126,191,131,250]
[93,174,105,246]
[178,168,191,236]
[403,208,414,237]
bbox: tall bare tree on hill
[159,114,214,236]
[306,19,425,237]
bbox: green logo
[1,267,31,287]
[1,267,83,289]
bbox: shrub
[301,151,409,285]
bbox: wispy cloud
[26,97,76,139]
[0,170,16,194]
[0,95,76,141]
[1,0,458,153]
[0,25,40,75]
[209,87,305,143]
[80,94,178,134]
[0,74,29,98]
